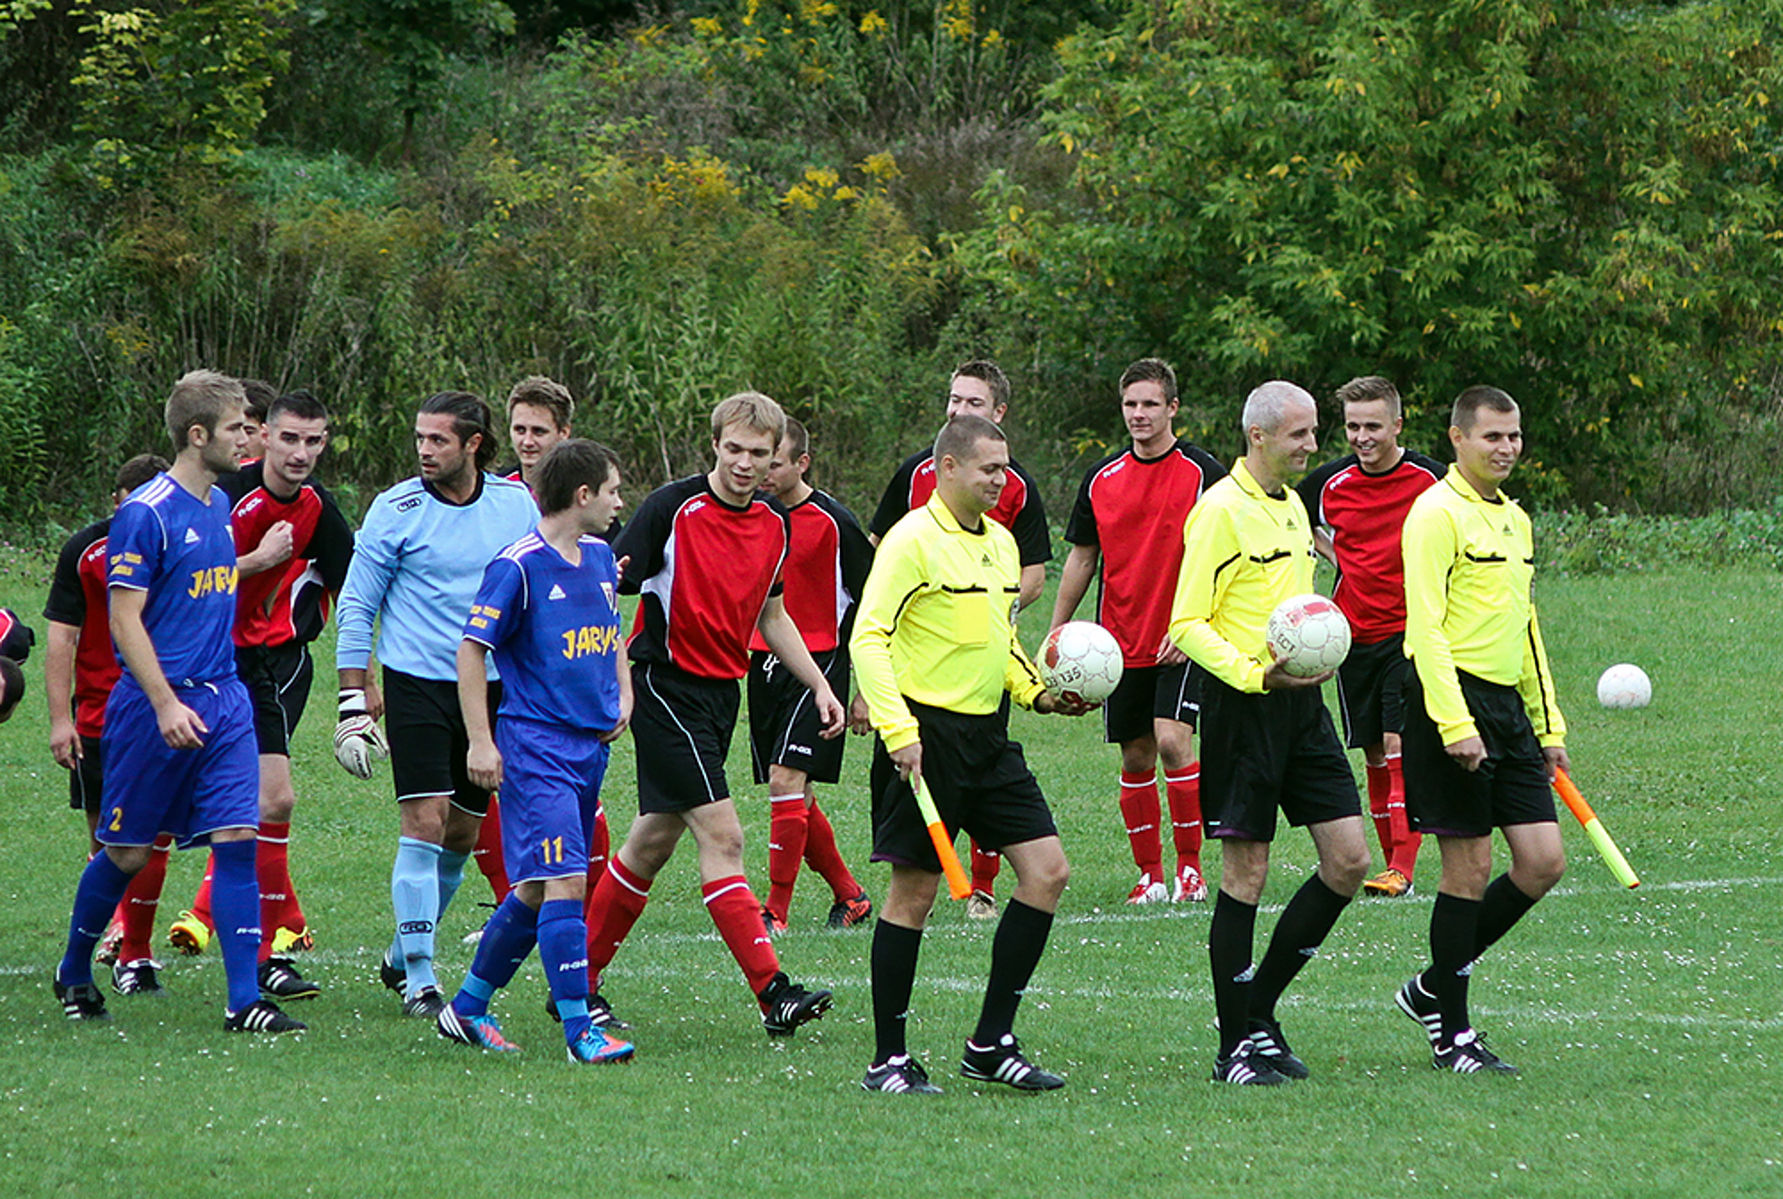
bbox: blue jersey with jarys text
[106,473,240,684]
[335,473,538,682]
[463,531,624,733]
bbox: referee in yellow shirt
[1394,386,1569,1075]
[1169,381,1370,1086]
[851,415,1088,1095]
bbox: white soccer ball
[1038,621,1124,704]
[1596,663,1651,709]
[1265,594,1351,678]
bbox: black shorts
[748,648,848,786]
[1401,669,1556,838]
[235,642,314,756]
[631,661,741,814]
[1334,633,1409,750]
[869,699,1057,871]
[1197,674,1360,842]
[68,733,104,813]
[1103,661,1200,743]
[383,667,500,816]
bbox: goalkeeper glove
[333,687,389,779]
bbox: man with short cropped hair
[1394,385,1569,1075]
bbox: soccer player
[1169,381,1370,1086]
[748,418,874,934]
[45,453,172,987]
[165,391,355,1003]
[436,439,637,1064]
[867,360,1052,918]
[1051,359,1225,905]
[238,378,275,464]
[334,391,538,1016]
[1297,377,1444,899]
[854,414,1090,1095]
[1,608,34,721]
[51,369,303,1033]
[580,391,841,1039]
[1394,385,1568,1075]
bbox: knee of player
[106,844,153,874]
[1524,847,1566,896]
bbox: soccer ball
[1038,621,1124,704]
[1596,663,1651,709]
[1265,594,1351,677]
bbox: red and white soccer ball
[1038,621,1124,704]
[1596,663,1651,709]
[1265,594,1351,677]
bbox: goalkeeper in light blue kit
[436,440,636,1063]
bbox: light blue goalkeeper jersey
[335,473,537,682]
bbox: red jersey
[44,518,117,738]
[747,489,874,654]
[222,463,355,648]
[1065,438,1227,667]
[614,475,789,680]
[869,448,1052,566]
[1296,449,1445,643]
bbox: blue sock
[392,837,443,994]
[210,839,262,1014]
[537,897,592,1045]
[452,894,537,1017]
[437,848,469,923]
[60,852,136,987]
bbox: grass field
[1,563,1779,1197]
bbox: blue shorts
[496,717,610,885]
[97,676,258,849]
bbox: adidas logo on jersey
[548,584,567,600]
[601,582,617,610]
[184,528,201,544]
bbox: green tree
[962,0,1783,508]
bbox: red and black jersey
[614,475,790,680]
[1065,438,1227,667]
[43,518,117,738]
[220,463,354,648]
[748,489,874,654]
[868,447,1052,566]
[1296,449,1445,643]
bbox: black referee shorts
[383,667,500,816]
[235,641,314,756]
[631,660,741,814]
[1197,674,1359,842]
[1401,668,1556,838]
[1102,660,1200,744]
[869,698,1057,872]
[747,648,848,786]
[1334,633,1409,750]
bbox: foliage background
[1,0,1780,530]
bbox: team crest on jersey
[548,584,567,601]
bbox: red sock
[970,840,1000,895]
[256,820,301,962]
[1365,760,1394,861]
[189,853,216,930]
[1384,754,1421,878]
[584,857,651,983]
[1165,763,1203,867]
[702,874,781,996]
[803,801,860,901]
[474,795,511,902]
[117,835,173,962]
[588,804,610,888]
[765,793,809,921]
[1119,770,1163,878]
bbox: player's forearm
[1049,547,1097,629]
[1519,605,1567,747]
[759,607,830,697]
[455,640,495,748]
[1017,563,1045,611]
[1401,514,1475,743]
[44,622,79,723]
[847,622,917,750]
[1169,614,1265,693]
[109,596,178,710]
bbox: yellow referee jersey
[1401,466,1566,747]
[851,494,1046,752]
[1168,458,1317,693]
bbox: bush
[1538,498,1783,575]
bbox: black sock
[871,918,924,1063]
[1209,890,1258,1057]
[1426,890,1482,1045]
[1249,872,1352,1021]
[972,898,1054,1046]
[1474,872,1539,957]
